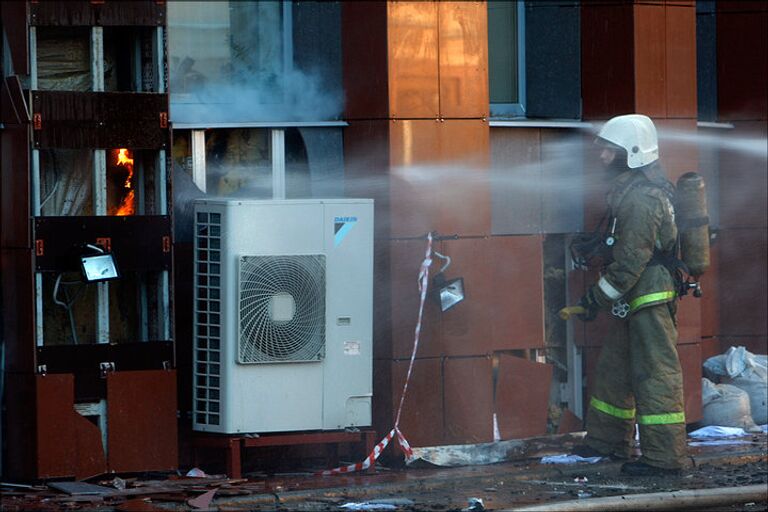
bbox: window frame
[488,0,527,119]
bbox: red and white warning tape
[317,234,433,476]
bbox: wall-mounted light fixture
[432,251,465,312]
[80,243,120,282]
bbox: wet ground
[2,434,766,511]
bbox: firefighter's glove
[577,288,600,322]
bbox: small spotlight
[80,244,120,283]
[433,273,465,312]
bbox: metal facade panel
[490,128,542,234]
[541,129,586,234]
[74,412,108,480]
[107,370,178,473]
[656,119,699,182]
[30,1,165,26]
[437,1,488,119]
[678,342,703,424]
[718,228,768,337]
[488,235,545,350]
[443,357,493,444]
[581,3,635,119]
[37,341,175,373]
[387,1,440,119]
[1,249,36,372]
[32,91,169,149]
[699,243,720,338]
[389,238,442,359]
[665,4,698,118]
[716,6,768,120]
[34,215,172,273]
[4,373,37,480]
[390,358,444,447]
[633,4,667,117]
[36,374,77,479]
[1,126,31,249]
[495,354,552,439]
[676,297,702,345]
[342,2,389,119]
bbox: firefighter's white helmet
[596,114,659,169]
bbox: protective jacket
[584,163,688,469]
[592,164,678,314]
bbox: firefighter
[575,114,687,476]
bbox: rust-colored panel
[665,5,697,118]
[438,237,493,356]
[1,250,35,373]
[718,228,768,336]
[716,8,768,120]
[107,370,178,473]
[677,343,702,424]
[438,1,489,118]
[557,409,584,434]
[655,119,699,182]
[489,235,545,350]
[633,4,667,117]
[74,412,108,479]
[389,119,441,237]
[391,358,444,447]
[436,120,490,235]
[700,337,721,364]
[36,374,77,479]
[720,337,768,356]
[387,1,440,119]
[496,354,552,439]
[373,358,393,439]
[1,0,29,74]
[390,238,442,359]
[581,3,635,119]
[1,126,30,249]
[676,297,701,345]
[489,128,542,234]
[342,3,389,119]
[32,91,169,149]
[443,357,493,444]
[699,243,719,338]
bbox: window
[488,1,526,117]
[167,1,342,125]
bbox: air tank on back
[675,172,710,277]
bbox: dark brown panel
[4,373,36,480]
[0,1,29,75]
[496,354,552,439]
[438,1,489,119]
[391,358,444,447]
[677,343,702,424]
[1,76,30,125]
[1,126,31,249]
[388,1,440,119]
[656,119,699,182]
[107,370,178,472]
[30,0,165,26]
[633,4,667,117]
[581,3,635,119]
[1,249,36,373]
[37,341,174,374]
[34,215,172,272]
[36,373,77,479]
[32,91,169,149]
[676,295,701,345]
[718,228,768,336]
[716,8,768,120]
[443,357,493,444]
[342,2,389,119]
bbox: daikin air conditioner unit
[192,199,374,434]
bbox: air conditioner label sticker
[344,340,361,356]
[334,216,358,247]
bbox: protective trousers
[585,303,687,469]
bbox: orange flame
[112,148,135,216]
